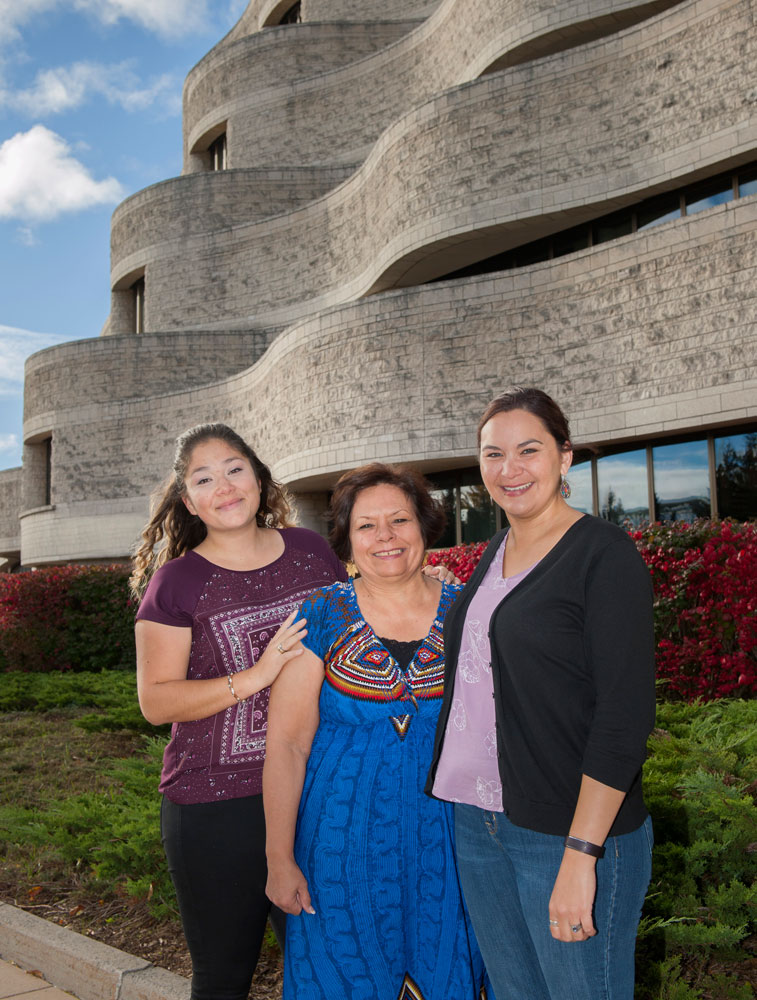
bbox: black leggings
[161,794,286,1000]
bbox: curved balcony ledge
[112,0,757,335]
[183,0,684,171]
[34,196,757,518]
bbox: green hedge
[0,565,135,672]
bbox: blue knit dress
[283,581,489,1000]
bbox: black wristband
[564,835,605,859]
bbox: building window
[427,467,501,547]
[597,449,650,526]
[428,160,757,286]
[279,1,302,24]
[133,276,145,334]
[652,440,710,521]
[44,437,52,506]
[715,431,757,520]
[209,133,227,171]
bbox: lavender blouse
[432,536,535,811]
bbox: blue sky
[0,0,247,470]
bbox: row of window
[428,426,757,546]
[431,162,757,282]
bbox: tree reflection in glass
[652,440,710,521]
[597,450,649,526]
[715,433,757,520]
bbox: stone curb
[0,903,190,1000]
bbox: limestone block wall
[23,331,272,443]
[0,468,21,562]
[114,0,757,334]
[24,194,757,563]
[183,0,682,172]
[182,21,415,170]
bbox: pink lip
[217,498,242,511]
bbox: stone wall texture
[11,0,757,565]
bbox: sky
[0,0,248,471]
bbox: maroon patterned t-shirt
[136,527,347,803]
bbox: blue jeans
[454,805,653,1000]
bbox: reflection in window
[461,482,497,544]
[593,212,632,245]
[652,440,710,521]
[715,432,757,520]
[428,468,500,546]
[430,486,457,550]
[738,166,757,199]
[637,192,681,230]
[568,458,593,515]
[598,450,649,526]
[685,176,733,215]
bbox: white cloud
[0,1,214,44]
[0,324,70,397]
[0,0,57,47]
[0,433,19,454]
[0,60,179,115]
[0,125,125,222]
[73,0,212,37]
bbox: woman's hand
[240,611,307,694]
[548,850,597,943]
[422,563,462,585]
[266,857,315,916]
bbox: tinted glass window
[597,450,649,526]
[685,175,733,215]
[738,165,757,198]
[637,193,681,230]
[652,440,711,521]
[568,457,593,515]
[715,431,757,520]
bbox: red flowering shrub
[0,565,135,673]
[426,542,488,583]
[429,520,757,702]
[632,520,757,701]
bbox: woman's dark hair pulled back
[477,387,571,451]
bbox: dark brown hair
[477,386,572,451]
[130,423,295,600]
[329,463,445,561]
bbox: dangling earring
[346,560,358,578]
[560,475,571,500]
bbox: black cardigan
[426,515,656,837]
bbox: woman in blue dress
[263,463,489,1000]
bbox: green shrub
[0,669,161,734]
[0,565,135,673]
[637,699,757,998]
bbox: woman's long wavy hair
[130,424,295,601]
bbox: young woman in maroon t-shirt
[131,423,347,1000]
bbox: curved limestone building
[3,0,757,567]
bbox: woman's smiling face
[348,483,426,583]
[479,408,572,522]
[182,438,261,533]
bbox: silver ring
[277,643,285,654]
[548,919,558,927]
[570,923,582,934]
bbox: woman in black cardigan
[426,387,655,1000]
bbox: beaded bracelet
[564,835,605,859]
[227,673,244,704]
